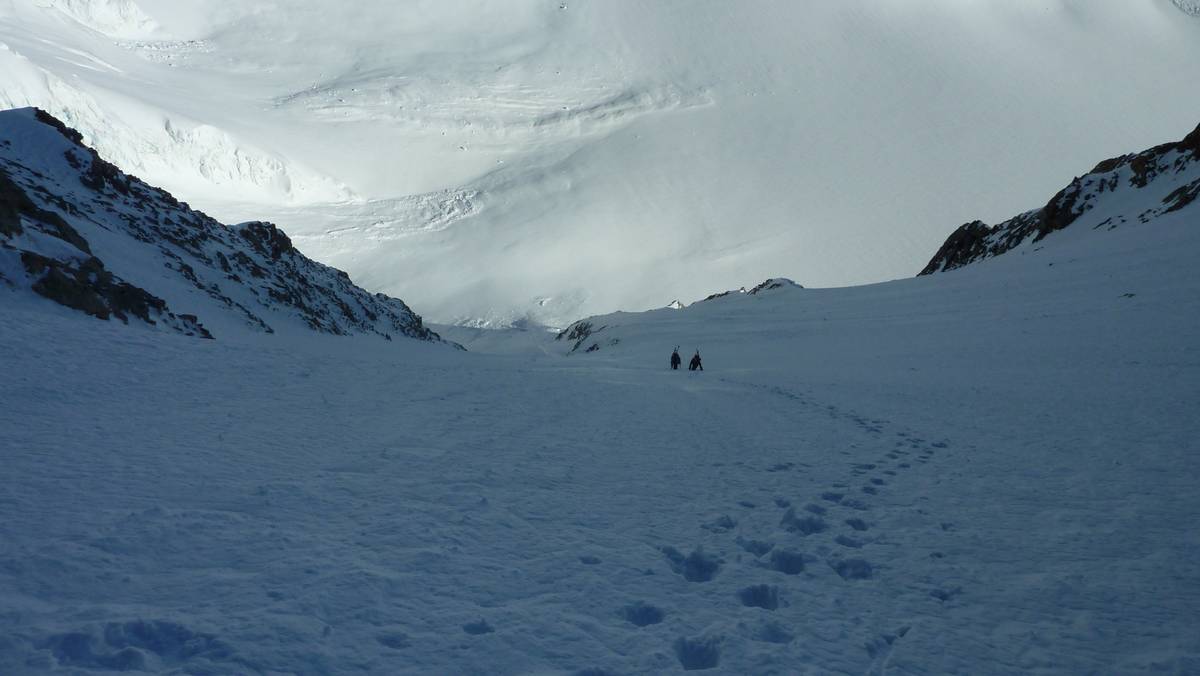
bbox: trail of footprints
[449,384,960,674]
[620,413,956,672]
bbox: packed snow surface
[2,181,1198,672]
[2,0,1200,324]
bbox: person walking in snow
[689,350,703,371]
[670,347,682,370]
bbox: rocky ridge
[0,108,444,344]
[920,122,1200,275]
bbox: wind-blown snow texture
[2,0,1200,325]
[0,108,441,343]
[3,123,1200,672]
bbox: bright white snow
[2,179,1198,672]
[2,0,1200,324]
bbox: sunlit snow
[2,0,1199,324]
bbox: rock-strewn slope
[920,123,1200,275]
[0,108,443,343]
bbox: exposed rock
[20,252,213,338]
[701,286,747,302]
[1,108,447,346]
[918,220,993,276]
[556,320,607,353]
[0,168,90,252]
[748,278,802,295]
[237,221,294,261]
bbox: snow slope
[0,108,443,343]
[2,0,1200,325]
[3,134,1199,672]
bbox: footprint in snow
[675,636,721,671]
[621,601,665,627]
[661,546,721,582]
[766,548,807,575]
[737,584,780,610]
[831,558,873,580]
[736,537,774,557]
[462,619,494,635]
[780,508,827,535]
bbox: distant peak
[748,278,802,295]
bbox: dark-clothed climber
[688,351,703,371]
[670,348,682,370]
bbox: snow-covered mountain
[547,119,1200,362]
[2,0,1199,326]
[0,107,443,343]
[921,121,1200,275]
[5,112,1198,671]
[2,8,1199,672]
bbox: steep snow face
[2,1,1199,325]
[0,108,443,344]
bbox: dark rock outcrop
[747,278,802,295]
[20,251,211,338]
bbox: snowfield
[3,184,1198,672]
[2,2,1200,672]
[2,0,1200,324]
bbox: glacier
[1,0,1199,324]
